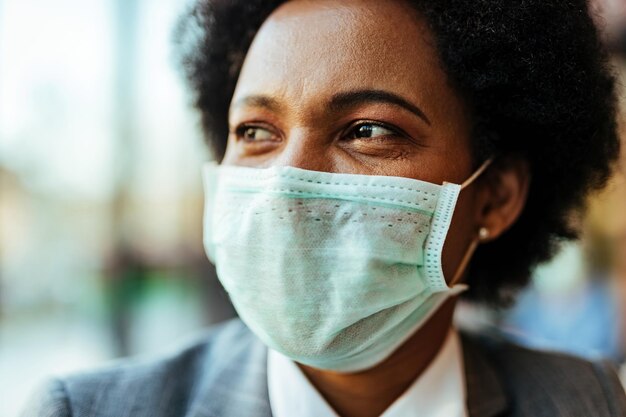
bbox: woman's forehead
[232,0,457,121]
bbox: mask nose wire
[448,157,495,287]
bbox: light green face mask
[203,162,489,372]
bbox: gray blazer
[21,319,626,417]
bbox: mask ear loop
[460,157,494,190]
[449,227,490,287]
[448,157,494,287]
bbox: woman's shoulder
[20,318,265,417]
[22,322,626,417]
[462,330,626,416]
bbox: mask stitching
[219,172,439,196]
[218,187,438,211]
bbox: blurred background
[0,0,625,415]
[0,1,236,415]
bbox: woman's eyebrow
[329,90,431,126]
[231,95,283,113]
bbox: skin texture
[222,0,530,415]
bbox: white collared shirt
[268,330,468,417]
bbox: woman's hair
[175,0,620,305]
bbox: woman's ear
[475,156,530,242]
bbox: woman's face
[223,0,485,281]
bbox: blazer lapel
[461,333,509,417]
[191,322,273,417]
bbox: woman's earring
[478,227,490,242]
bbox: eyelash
[233,123,279,142]
[344,120,405,141]
[232,120,407,143]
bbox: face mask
[202,160,491,372]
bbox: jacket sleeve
[19,379,72,417]
[593,360,626,417]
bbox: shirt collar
[191,320,510,417]
[268,330,468,417]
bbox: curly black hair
[175,0,620,305]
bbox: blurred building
[0,1,234,415]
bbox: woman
[24,0,626,416]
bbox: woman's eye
[347,123,398,140]
[236,126,277,142]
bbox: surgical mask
[202,160,491,372]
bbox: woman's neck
[299,297,458,417]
